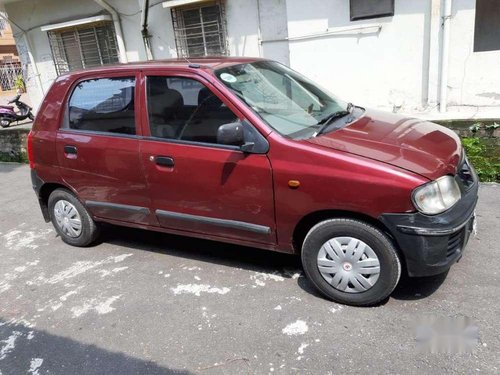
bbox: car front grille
[447,229,465,258]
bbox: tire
[48,188,99,247]
[0,120,10,128]
[301,218,401,306]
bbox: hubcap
[54,200,82,238]
[317,237,380,293]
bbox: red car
[28,57,478,306]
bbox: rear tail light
[27,130,35,169]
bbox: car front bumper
[379,179,478,277]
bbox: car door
[56,72,153,225]
[139,71,276,245]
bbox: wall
[284,0,430,112]
[447,0,500,108]
[4,0,161,109]
[3,0,500,114]
[0,127,29,162]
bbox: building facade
[2,0,500,117]
[0,8,21,92]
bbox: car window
[68,77,136,135]
[146,76,238,144]
[215,61,349,139]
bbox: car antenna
[184,56,200,69]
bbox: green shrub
[461,137,500,182]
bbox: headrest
[198,87,222,110]
[148,77,168,96]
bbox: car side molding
[155,209,272,235]
[86,200,150,215]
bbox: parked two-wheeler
[0,93,34,128]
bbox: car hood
[306,109,462,180]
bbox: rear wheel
[301,218,401,306]
[28,112,34,121]
[48,189,99,246]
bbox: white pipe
[256,0,263,57]
[260,24,382,44]
[94,0,128,63]
[439,0,452,112]
[0,13,44,97]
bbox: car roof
[60,56,268,77]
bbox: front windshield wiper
[314,103,354,137]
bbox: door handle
[64,145,77,155]
[155,156,175,168]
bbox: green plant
[461,137,500,182]
[13,75,25,92]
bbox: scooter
[0,92,34,128]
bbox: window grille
[171,1,228,58]
[0,62,23,91]
[0,12,8,35]
[47,22,119,75]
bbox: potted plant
[13,75,26,93]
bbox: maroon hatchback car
[28,58,478,306]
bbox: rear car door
[56,72,152,225]
[139,71,276,245]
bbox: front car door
[139,70,276,246]
[56,72,152,225]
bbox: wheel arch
[292,209,399,255]
[38,182,73,222]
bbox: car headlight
[412,175,461,215]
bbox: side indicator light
[288,180,300,189]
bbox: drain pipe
[94,0,128,63]
[439,0,452,112]
[141,0,154,60]
[0,13,44,97]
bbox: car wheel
[1,119,11,128]
[301,218,401,306]
[48,188,99,247]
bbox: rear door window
[67,77,136,135]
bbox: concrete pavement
[0,163,499,374]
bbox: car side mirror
[217,121,245,147]
[217,119,268,154]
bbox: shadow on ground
[392,271,449,300]
[99,224,448,304]
[100,223,302,277]
[0,319,192,375]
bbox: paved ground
[0,163,499,375]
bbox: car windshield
[215,61,349,139]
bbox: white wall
[225,0,260,57]
[4,0,500,113]
[447,0,500,108]
[5,0,153,109]
[284,0,430,112]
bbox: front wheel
[48,189,100,247]
[0,119,11,128]
[301,218,401,306]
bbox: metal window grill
[47,22,119,75]
[171,1,228,58]
[0,62,24,91]
[0,12,7,33]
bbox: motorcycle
[0,92,34,128]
